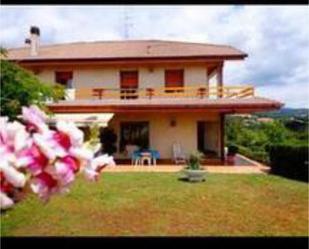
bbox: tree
[260,121,288,145]
[0,49,64,119]
[0,47,8,57]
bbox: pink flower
[0,164,26,210]
[37,172,57,189]
[56,121,84,147]
[22,105,49,134]
[91,154,115,170]
[0,192,14,210]
[30,172,58,201]
[0,163,26,188]
[83,166,99,182]
[0,171,14,194]
[60,155,80,173]
[0,118,30,155]
[53,155,80,187]
[17,143,49,175]
[0,117,9,145]
[32,133,64,160]
[83,155,115,181]
[52,131,71,150]
[54,162,75,186]
[69,147,94,162]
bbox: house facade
[6,27,283,163]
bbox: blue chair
[132,150,141,166]
[150,150,160,165]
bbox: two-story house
[6,27,283,164]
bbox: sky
[1,5,309,108]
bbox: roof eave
[7,54,248,64]
[47,101,283,114]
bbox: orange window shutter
[165,70,184,88]
[120,71,138,88]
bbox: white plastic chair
[172,142,187,165]
[125,145,139,165]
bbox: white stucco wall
[108,112,220,159]
[36,64,209,91]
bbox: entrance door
[120,71,138,99]
[120,122,149,152]
[197,121,205,153]
[197,121,219,157]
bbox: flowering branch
[0,105,115,210]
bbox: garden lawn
[1,173,308,236]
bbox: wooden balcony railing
[70,85,255,100]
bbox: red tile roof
[7,40,247,62]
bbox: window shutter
[165,70,184,88]
[120,71,138,88]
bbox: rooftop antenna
[123,9,134,39]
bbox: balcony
[64,85,255,101]
[49,85,282,114]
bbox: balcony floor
[49,96,282,113]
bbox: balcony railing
[65,85,255,101]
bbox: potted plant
[226,144,239,164]
[183,151,206,182]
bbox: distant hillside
[256,108,309,119]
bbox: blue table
[132,149,160,165]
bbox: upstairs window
[165,69,184,92]
[120,71,138,89]
[55,71,73,89]
[120,71,139,99]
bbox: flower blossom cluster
[0,105,115,210]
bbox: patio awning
[47,113,114,127]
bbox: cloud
[0,5,308,108]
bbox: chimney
[25,26,40,56]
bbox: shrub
[227,144,239,156]
[269,144,309,182]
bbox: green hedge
[269,144,309,182]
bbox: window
[55,71,73,89]
[120,71,139,99]
[120,122,149,152]
[165,69,184,92]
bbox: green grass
[1,173,308,236]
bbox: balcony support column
[216,63,224,98]
[219,113,225,161]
